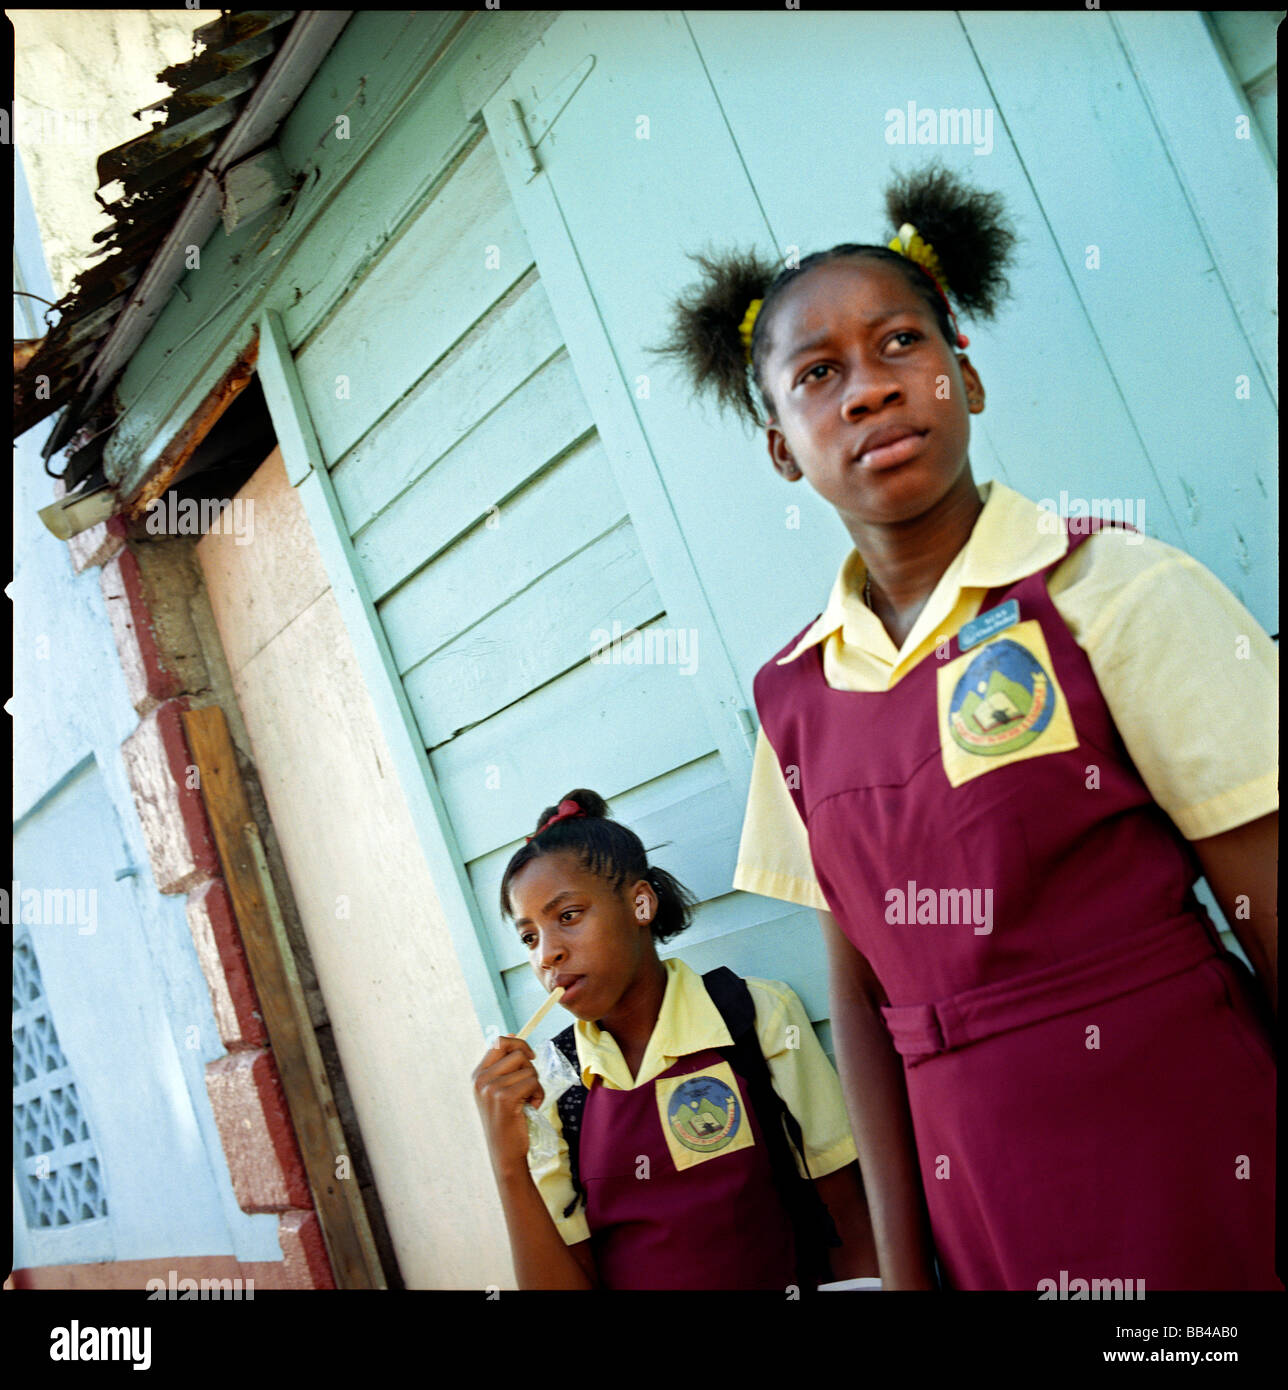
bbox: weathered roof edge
[16,10,352,465]
[71,12,353,428]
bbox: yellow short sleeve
[733,728,829,910]
[527,1093,591,1246]
[747,977,857,1180]
[1048,528,1278,840]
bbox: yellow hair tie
[739,297,763,363]
[887,222,950,298]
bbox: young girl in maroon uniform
[653,165,1278,1291]
[472,789,877,1290]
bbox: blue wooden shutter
[285,117,779,1039]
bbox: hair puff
[885,162,1016,319]
[652,164,1018,429]
[648,246,777,426]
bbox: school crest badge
[654,1060,755,1171]
[936,619,1078,787]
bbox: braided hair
[649,162,1017,430]
[500,788,696,943]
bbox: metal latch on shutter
[508,55,596,181]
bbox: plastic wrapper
[523,1037,583,1164]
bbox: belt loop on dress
[879,1001,945,1062]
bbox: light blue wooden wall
[489,10,1277,667]
[97,12,1277,1062]
[1207,10,1281,160]
[284,118,773,1045]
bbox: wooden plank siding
[285,114,764,1040]
[375,434,627,677]
[960,11,1277,617]
[294,134,537,464]
[345,291,586,581]
[401,521,661,749]
[1205,10,1280,162]
[1111,11,1278,398]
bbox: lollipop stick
[514,986,565,1040]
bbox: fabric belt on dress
[879,913,1220,1065]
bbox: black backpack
[551,965,840,1289]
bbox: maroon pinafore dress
[578,1047,799,1289]
[754,523,1279,1291]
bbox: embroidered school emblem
[935,620,1078,788]
[667,1075,741,1153]
[654,1060,756,1171]
[948,638,1055,755]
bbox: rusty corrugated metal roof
[13,10,299,459]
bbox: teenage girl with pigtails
[652,164,1279,1292]
[471,789,879,1290]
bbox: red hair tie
[526,798,585,843]
[918,265,969,349]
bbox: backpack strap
[551,1025,589,1220]
[702,966,840,1290]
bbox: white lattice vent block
[12,937,108,1227]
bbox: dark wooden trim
[123,334,259,522]
[181,702,386,1289]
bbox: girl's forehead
[510,850,603,902]
[776,257,927,328]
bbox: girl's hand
[472,1034,544,1177]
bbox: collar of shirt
[570,957,733,1091]
[774,481,1070,688]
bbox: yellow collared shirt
[528,956,858,1246]
[734,481,1278,911]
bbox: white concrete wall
[12,9,207,300]
[195,449,516,1289]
